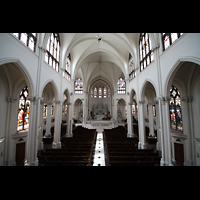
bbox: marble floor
[84,124,113,166]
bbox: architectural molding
[54,100,62,105]
[181,96,193,102]
[6,96,18,103]
[137,100,145,105]
[38,44,46,52]
[28,96,39,105]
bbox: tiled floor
[93,132,105,166]
[85,124,113,166]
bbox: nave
[1,33,200,166]
[38,123,160,166]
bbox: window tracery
[17,86,30,131]
[63,54,71,81]
[169,85,183,131]
[45,33,60,72]
[129,53,136,81]
[162,33,184,51]
[75,78,83,94]
[117,78,126,94]
[139,33,154,71]
[11,33,37,52]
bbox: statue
[108,111,111,120]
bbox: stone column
[38,98,44,150]
[24,97,39,166]
[52,100,62,149]
[82,98,86,126]
[137,100,146,149]
[65,102,73,137]
[113,98,118,126]
[148,103,154,137]
[45,102,53,136]
[181,96,194,165]
[5,97,18,166]
[163,96,173,166]
[127,102,137,138]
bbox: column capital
[181,96,193,102]
[54,100,62,105]
[6,96,18,103]
[157,96,170,104]
[154,98,159,104]
[28,96,39,105]
[67,102,72,106]
[47,101,53,106]
[137,100,145,105]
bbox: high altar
[93,103,107,120]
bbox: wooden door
[16,142,25,165]
[174,143,184,166]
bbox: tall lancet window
[104,87,107,98]
[162,33,184,51]
[75,78,83,94]
[91,88,93,97]
[63,54,71,81]
[169,85,183,132]
[99,87,102,98]
[94,87,97,98]
[17,86,30,131]
[117,78,126,94]
[129,53,136,81]
[108,88,110,97]
[139,33,154,71]
[11,33,37,52]
[45,33,60,72]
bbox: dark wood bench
[108,160,160,166]
[44,160,90,166]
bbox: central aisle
[84,124,114,166]
[93,130,105,166]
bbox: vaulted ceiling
[42,33,142,91]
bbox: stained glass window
[91,89,93,98]
[139,33,154,72]
[51,105,54,116]
[46,33,60,72]
[11,33,37,52]
[43,104,47,117]
[104,87,107,98]
[117,78,126,94]
[63,54,71,81]
[99,87,102,98]
[75,78,83,94]
[107,88,110,97]
[129,53,136,81]
[153,104,156,117]
[94,87,97,98]
[17,86,30,131]
[162,33,184,51]
[169,85,183,131]
[132,104,135,114]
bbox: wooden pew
[38,126,96,166]
[104,127,161,166]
